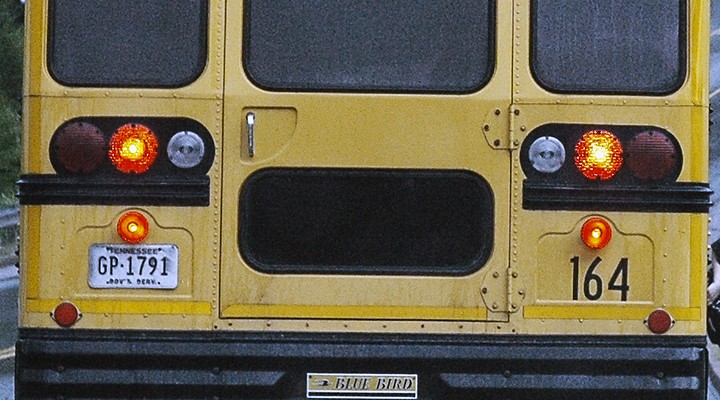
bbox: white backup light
[528,136,565,173]
[167,131,205,168]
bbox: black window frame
[530,0,688,96]
[47,0,209,88]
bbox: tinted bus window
[244,0,495,93]
[49,0,208,87]
[240,169,494,275]
[531,0,686,94]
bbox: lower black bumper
[16,329,707,400]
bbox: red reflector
[108,124,159,174]
[646,309,674,334]
[574,130,624,180]
[626,130,678,181]
[52,302,81,328]
[52,122,106,174]
[580,217,612,250]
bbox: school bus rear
[15,1,711,399]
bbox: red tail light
[626,130,679,181]
[50,122,106,174]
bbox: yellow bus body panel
[18,0,711,338]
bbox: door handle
[246,112,255,158]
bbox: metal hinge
[482,105,520,150]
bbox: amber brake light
[108,124,159,174]
[574,130,624,180]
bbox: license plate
[88,244,178,289]
[307,373,418,399]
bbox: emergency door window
[244,0,495,93]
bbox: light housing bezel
[520,124,683,185]
[39,117,216,206]
[49,117,215,178]
[519,124,704,213]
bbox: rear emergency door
[220,0,514,328]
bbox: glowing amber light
[574,130,624,180]
[108,124,158,174]
[580,217,612,249]
[117,211,149,243]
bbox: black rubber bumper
[15,329,707,400]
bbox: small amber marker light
[117,211,150,243]
[581,217,612,249]
[108,123,158,174]
[574,130,624,180]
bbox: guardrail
[0,207,18,230]
[0,345,14,361]
[0,207,18,363]
[0,207,19,271]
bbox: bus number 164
[571,256,629,301]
